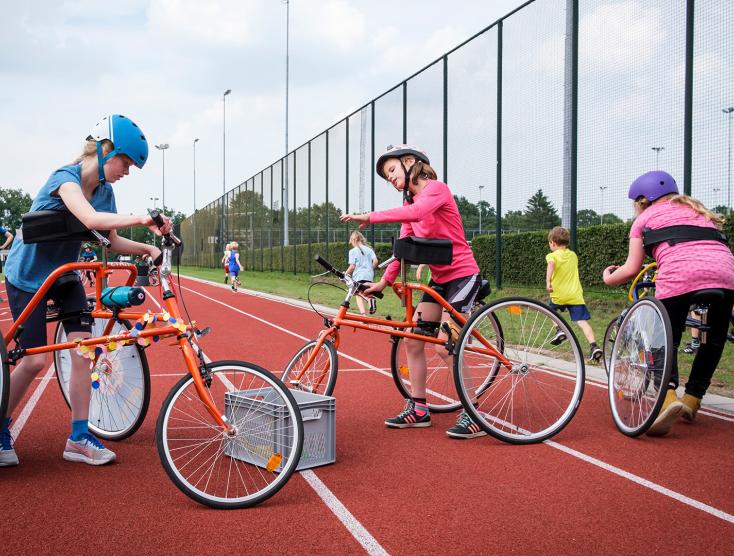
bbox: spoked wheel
[282,339,338,395]
[608,298,672,437]
[54,318,150,441]
[0,340,9,421]
[390,311,503,413]
[390,336,460,412]
[454,297,585,444]
[602,316,622,376]
[157,360,304,509]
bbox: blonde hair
[548,226,570,246]
[71,139,113,165]
[636,194,724,227]
[350,231,368,245]
[230,241,238,250]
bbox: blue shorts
[548,302,591,322]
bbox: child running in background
[80,243,97,286]
[228,242,243,292]
[603,171,734,436]
[221,242,231,284]
[345,231,378,316]
[546,226,602,362]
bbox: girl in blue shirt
[0,115,172,468]
[345,231,378,315]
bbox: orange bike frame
[295,281,512,390]
[3,260,230,430]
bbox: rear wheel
[0,340,9,421]
[54,318,150,441]
[454,298,585,444]
[608,298,672,437]
[157,360,304,509]
[602,317,621,376]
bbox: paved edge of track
[178,275,734,526]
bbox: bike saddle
[690,288,727,306]
[476,279,491,301]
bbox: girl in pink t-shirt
[340,144,485,439]
[603,171,734,437]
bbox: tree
[0,187,33,230]
[501,210,527,232]
[524,189,560,231]
[452,194,496,232]
[599,213,622,225]
[577,209,600,228]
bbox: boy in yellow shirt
[545,226,602,362]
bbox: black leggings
[659,289,734,398]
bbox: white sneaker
[63,434,116,465]
[0,421,19,467]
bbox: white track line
[181,280,734,525]
[10,365,55,438]
[301,470,389,556]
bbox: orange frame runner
[294,280,513,392]
[3,260,230,430]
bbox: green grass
[182,266,733,396]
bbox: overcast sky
[0,0,529,218]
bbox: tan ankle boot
[681,394,702,422]
[647,389,683,437]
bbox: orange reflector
[399,364,409,377]
[617,389,625,400]
[266,453,282,472]
[507,305,523,315]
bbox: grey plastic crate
[224,387,336,472]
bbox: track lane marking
[180,279,734,526]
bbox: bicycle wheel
[157,360,304,509]
[390,312,503,413]
[602,317,621,376]
[608,297,672,437]
[54,318,150,441]
[282,339,338,396]
[454,297,585,444]
[0,340,9,421]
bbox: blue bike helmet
[628,171,679,202]
[87,115,148,184]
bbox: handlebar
[314,255,384,299]
[149,209,181,246]
[378,255,395,269]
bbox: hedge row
[242,218,734,288]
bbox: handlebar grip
[355,282,384,299]
[149,209,165,228]
[315,255,345,279]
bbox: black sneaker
[224,276,229,284]
[550,330,566,346]
[446,411,486,439]
[588,345,602,361]
[385,400,431,428]
[369,297,377,314]
[681,341,700,354]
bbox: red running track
[1,276,733,554]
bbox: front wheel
[454,298,585,444]
[602,317,621,376]
[608,298,672,437]
[157,360,304,509]
[54,318,150,441]
[282,339,338,396]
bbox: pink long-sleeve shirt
[369,180,480,284]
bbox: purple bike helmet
[627,171,679,202]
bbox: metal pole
[724,107,734,210]
[193,138,199,264]
[651,146,664,168]
[283,0,290,246]
[222,89,231,250]
[599,186,607,224]
[478,185,485,234]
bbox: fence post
[495,20,503,290]
[683,0,694,196]
[563,0,579,251]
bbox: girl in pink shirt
[603,171,734,437]
[340,144,485,439]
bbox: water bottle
[100,286,146,309]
